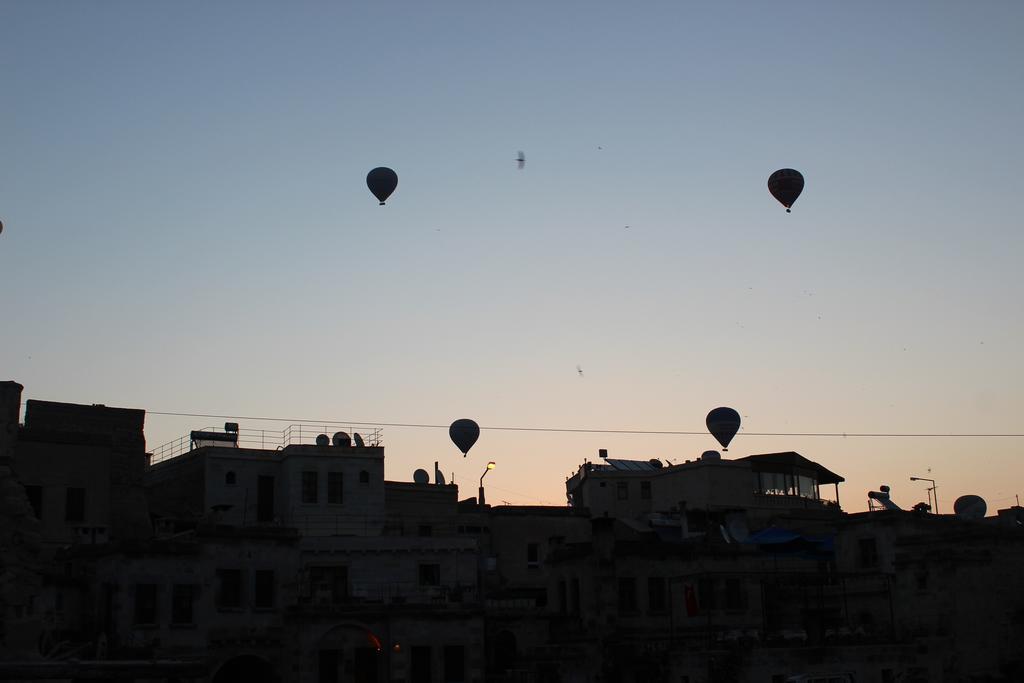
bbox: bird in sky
[516,151,525,170]
[577,365,584,377]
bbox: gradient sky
[2,1,1022,512]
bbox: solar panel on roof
[606,459,657,471]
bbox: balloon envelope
[449,419,480,456]
[367,167,398,205]
[706,407,741,450]
[768,168,804,212]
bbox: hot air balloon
[768,168,804,213]
[706,407,741,451]
[449,419,480,457]
[367,167,398,205]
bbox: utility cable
[136,409,1024,439]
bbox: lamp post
[910,476,938,514]
[479,461,496,507]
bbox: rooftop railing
[148,424,383,465]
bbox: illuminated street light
[479,461,496,507]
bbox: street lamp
[479,461,496,507]
[910,476,938,514]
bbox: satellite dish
[649,458,663,468]
[435,470,446,485]
[449,419,480,457]
[953,495,987,520]
[701,450,722,461]
[332,431,351,447]
[353,433,365,447]
[725,513,750,543]
[413,469,430,484]
[315,434,330,446]
[706,407,741,451]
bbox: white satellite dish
[435,470,446,485]
[413,469,429,484]
[725,514,750,543]
[953,494,987,520]
[353,433,365,447]
[315,434,330,446]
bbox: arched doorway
[316,623,383,683]
[212,654,274,683]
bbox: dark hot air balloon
[449,418,480,457]
[768,168,804,213]
[706,407,741,451]
[367,167,398,205]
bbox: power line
[138,409,1024,439]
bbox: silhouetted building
[2,382,1022,683]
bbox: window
[65,487,85,522]
[418,524,432,537]
[134,584,158,624]
[254,570,275,608]
[171,584,195,624]
[618,577,637,613]
[617,482,628,500]
[225,471,236,486]
[640,481,651,500]
[858,538,878,568]
[328,472,343,504]
[443,645,465,683]
[725,578,746,609]
[216,569,243,609]
[25,485,42,520]
[698,578,716,609]
[648,577,666,612]
[570,578,580,615]
[359,470,370,484]
[418,563,440,587]
[302,471,318,504]
[797,474,817,499]
[310,566,348,604]
[558,580,567,613]
[527,542,540,568]
[256,475,274,522]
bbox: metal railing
[148,424,383,465]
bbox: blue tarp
[743,526,835,558]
